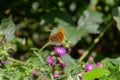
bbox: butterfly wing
[49,28,65,45]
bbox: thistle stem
[39,41,51,52]
[50,73,54,80]
[79,20,114,62]
[32,41,51,62]
[7,57,24,64]
[77,75,80,80]
[68,73,74,80]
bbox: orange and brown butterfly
[49,28,65,45]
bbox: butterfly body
[49,28,65,45]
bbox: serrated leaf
[111,57,120,66]
[82,67,110,80]
[101,58,111,68]
[77,10,103,34]
[62,54,77,72]
[0,16,16,42]
[112,7,120,31]
[63,26,85,45]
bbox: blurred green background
[0,0,120,61]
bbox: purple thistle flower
[85,63,94,72]
[60,61,66,68]
[96,62,103,67]
[1,60,6,65]
[32,71,39,78]
[53,72,59,78]
[78,73,83,77]
[58,58,66,68]
[88,55,94,62]
[78,72,83,79]
[46,56,55,65]
[54,46,67,56]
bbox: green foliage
[0,0,120,80]
[0,16,16,42]
[82,67,110,80]
[112,7,120,31]
[77,10,103,34]
[101,57,120,80]
[62,54,77,72]
[111,57,120,66]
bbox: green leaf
[82,67,110,80]
[101,58,111,68]
[77,10,103,34]
[63,26,85,45]
[101,58,120,79]
[112,7,120,31]
[62,54,77,72]
[111,57,120,66]
[0,16,16,42]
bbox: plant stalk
[39,41,51,52]
[7,57,24,64]
[79,20,114,62]
[50,73,54,80]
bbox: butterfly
[49,28,65,45]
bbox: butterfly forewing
[49,28,65,45]
[55,32,64,43]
